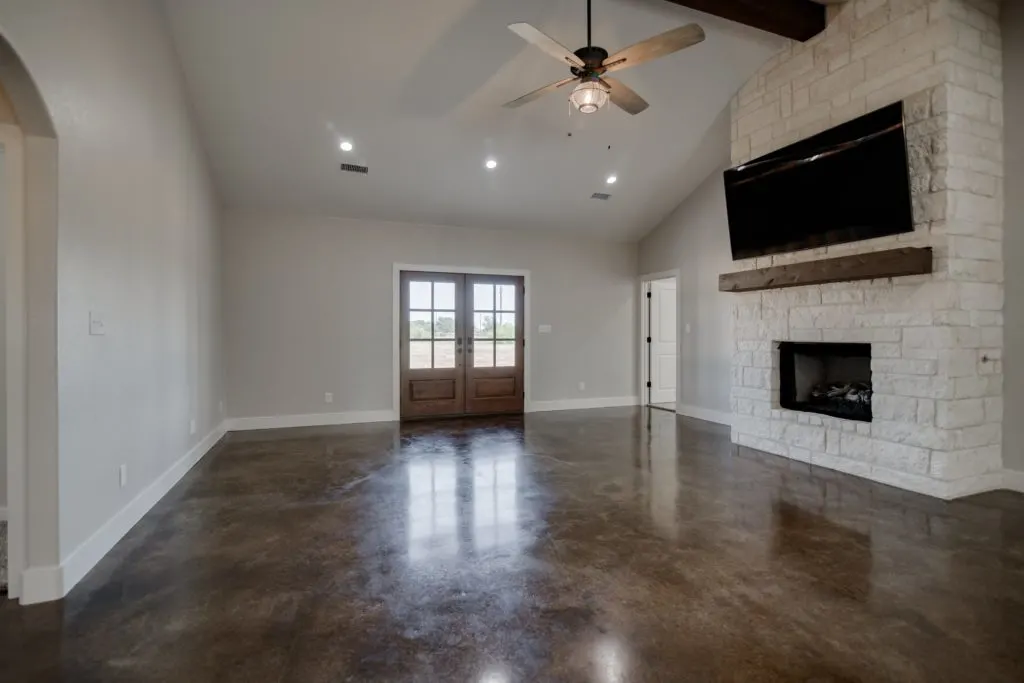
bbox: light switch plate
[685,323,692,334]
[89,311,106,336]
[538,324,552,333]
[119,464,128,488]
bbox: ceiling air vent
[591,192,611,200]
[340,163,369,175]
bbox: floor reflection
[472,454,519,553]
[771,499,873,602]
[406,446,521,563]
[407,457,459,562]
[593,635,628,683]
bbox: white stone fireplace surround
[728,0,1007,499]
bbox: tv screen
[723,101,914,261]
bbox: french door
[400,271,525,419]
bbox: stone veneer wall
[728,0,1005,499]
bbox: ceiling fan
[504,0,705,115]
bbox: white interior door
[649,279,677,405]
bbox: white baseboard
[677,403,733,427]
[527,396,639,413]
[225,410,397,432]
[20,422,227,605]
[1003,469,1024,493]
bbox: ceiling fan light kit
[570,78,610,114]
[504,0,705,116]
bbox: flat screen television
[723,101,914,261]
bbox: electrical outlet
[119,464,128,488]
[218,399,224,415]
[578,381,586,392]
[189,418,197,436]
[324,392,334,404]
[685,323,692,334]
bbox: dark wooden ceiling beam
[663,0,827,42]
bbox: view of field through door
[400,271,525,419]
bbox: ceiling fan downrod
[587,0,592,48]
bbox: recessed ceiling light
[606,175,617,184]
[485,158,498,170]
[340,141,353,152]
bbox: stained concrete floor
[2,407,1024,682]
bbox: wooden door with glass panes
[464,274,525,415]
[400,271,466,419]
[399,271,524,419]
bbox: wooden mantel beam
[662,0,827,42]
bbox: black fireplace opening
[778,342,872,422]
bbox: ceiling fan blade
[508,23,585,68]
[503,76,579,109]
[602,24,705,74]
[602,77,649,115]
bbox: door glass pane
[496,313,516,340]
[496,284,516,311]
[409,341,432,369]
[474,341,495,367]
[410,281,432,309]
[433,312,455,339]
[474,312,494,339]
[496,340,516,367]
[474,283,494,311]
[409,311,432,339]
[433,341,456,368]
[434,282,456,310]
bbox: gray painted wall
[1003,2,1023,472]
[638,150,734,418]
[0,0,225,560]
[223,213,638,418]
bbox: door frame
[392,264,531,417]
[0,122,27,599]
[638,269,679,412]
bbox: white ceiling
[164,0,782,241]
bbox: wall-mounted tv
[723,101,914,261]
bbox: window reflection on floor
[407,458,459,562]
[406,450,521,563]
[472,454,519,552]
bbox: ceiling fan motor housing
[571,46,609,75]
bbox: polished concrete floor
[2,407,1024,682]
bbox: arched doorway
[0,31,58,602]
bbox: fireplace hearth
[778,342,872,422]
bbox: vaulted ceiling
[164,0,783,241]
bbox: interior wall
[0,0,224,560]
[0,144,7,508]
[223,212,637,419]
[1003,0,1023,472]
[0,80,14,125]
[638,111,733,420]
[639,171,733,419]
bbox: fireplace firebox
[778,342,872,422]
